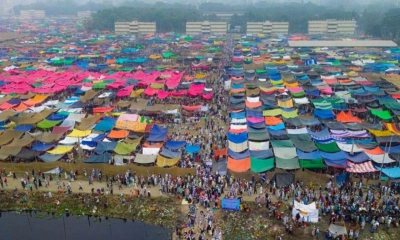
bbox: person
[79,182,83,191]
[315,227,320,239]
[4,177,7,187]
[354,230,359,240]
[348,229,353,240]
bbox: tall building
[0,0,14,16]
[308,20,357,35]
[20,10,46,19]
[77,11,92,19]
[186,21,227,35]
[114,21,156,35]
[247,21,289,35]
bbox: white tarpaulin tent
[328,224,347,236]
[292,200,319,223]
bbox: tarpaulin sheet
[31,142,54,151]
[366,153,396,164]
[147,125,168,142]
[0,130,24,146]
[76,115,101,130]
[39,153,64,162]
[36,119,61,129]
[14,125,32,132]
[274,147,297,159]
[165,140,186,150]
[248,141,269,151]
[320,150,347,160]
[227,157,250,172]
[273,173,295,188]
[134,154,157,164]
[47,145,73,155]
[227,132,248,143]
[251,157,274,173]
[228,149,250,159]
[93,118,115,131]
[347,161,377,173]
[296,149,321,160]
[375,166,400,178]
[299,159,326,169]
[108,130,129,139]
[271,140,294,148]
[143,147,160,155]
[186,145,201,153]
[328,224,347,236]
[336,111,362,123]
[156,155,179,167]
[336,142,364,153]
[345,151,370,162]
[85,152,111,163]
[324,159,348,168]
[115,121,147,132]
[248,132,270,141]
[14,148,38,159]
[371,109,392,120]
[8,134,35,147]
[160,147,181,158]
[114,142,138,155]
[95,142,118,154]
[249,149,274,159]
[314,109,335,119]
[0,146,22,160]
[315,141,340,153]
[212,158,227,175]
[275,157,300,169]
[228,141,248,152]
[68,129,91,138]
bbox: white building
[20,10,46,19]
[114,21,156,35]
[308,20,357,35]
[77,11,92,19]
[247,21,289,34]
[186,21,227,35]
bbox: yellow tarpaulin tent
[156,155,179,167]
[67,129,92,138]
[47,145,73,154]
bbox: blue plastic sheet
[346,152,370,163]
[93,118,115,132]
[227,132,248,143]
[85,152,112,163]
[314,109,335,119]
[32,142,54,151]
[165,140,186,150]
[228,149,250,159]
[249,149,274,159]
[296,149,321,160]
[375,167,400,179]
[147,125,168,142]
[336,173,347,185]
[186,145,200,153]
[14,125,32,132]
[95,142,118,154]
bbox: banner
[221,198,240,211]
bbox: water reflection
[0,211,170,240]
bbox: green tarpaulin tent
[251,157,274,173]
[315,141,340,153]
[299,159,326,169]
[36,119,61,129]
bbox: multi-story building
[308,20,356,35]
[77,11,92,19]
[114,21,156,35]
[186,21,227,35]
[247,21,289,34]
[20,10,46,19]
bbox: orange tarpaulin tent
[93,107,114,116]
[214,148,227,157]
[336,111,362,123]
[107,130,129,139]
[363,147,385,155]
[24,95,47,106]
[265,116,282,126]
[245,100,262,108]
[14,103,29,112]
[227,157,250,172]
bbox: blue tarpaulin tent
[165,140,186,150]
[147,125,168,142]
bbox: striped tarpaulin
[346,161,378,173]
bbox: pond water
[0,211,170,240]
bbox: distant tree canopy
[12,1,400,42]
